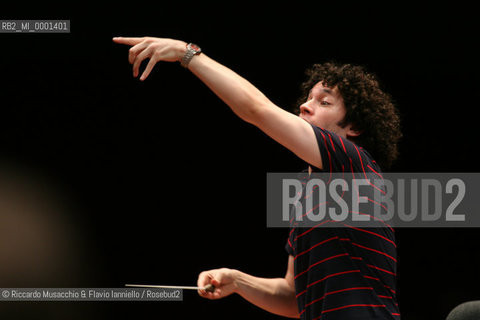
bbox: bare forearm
[232,269,299,318]
[114,36,275,124]
[187,52,273,123]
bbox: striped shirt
[285,124,400,319]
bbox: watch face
[189,43,201,54]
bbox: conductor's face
[299,82,358,139]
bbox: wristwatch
[181,43,202,68]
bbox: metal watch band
[180,43,201,68]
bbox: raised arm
[112,36,322,169]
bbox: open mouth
[299,113,310,123]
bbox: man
[113,36,401,319]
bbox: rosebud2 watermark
[267,173,475,228]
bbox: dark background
[0,2,478,319]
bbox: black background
[0,2,479,319]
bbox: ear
[346,124,362,138]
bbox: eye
[320,100,331,105]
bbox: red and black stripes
[285,125,400,319]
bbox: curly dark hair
[295,62,402,169]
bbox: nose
[299,103,313,116]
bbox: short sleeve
[285,237,294,256]
[309,124,381,174]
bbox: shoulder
[309,125,381,174]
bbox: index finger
[197,271,213,288]
[112,37,144,46]
[197,272,214,296]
